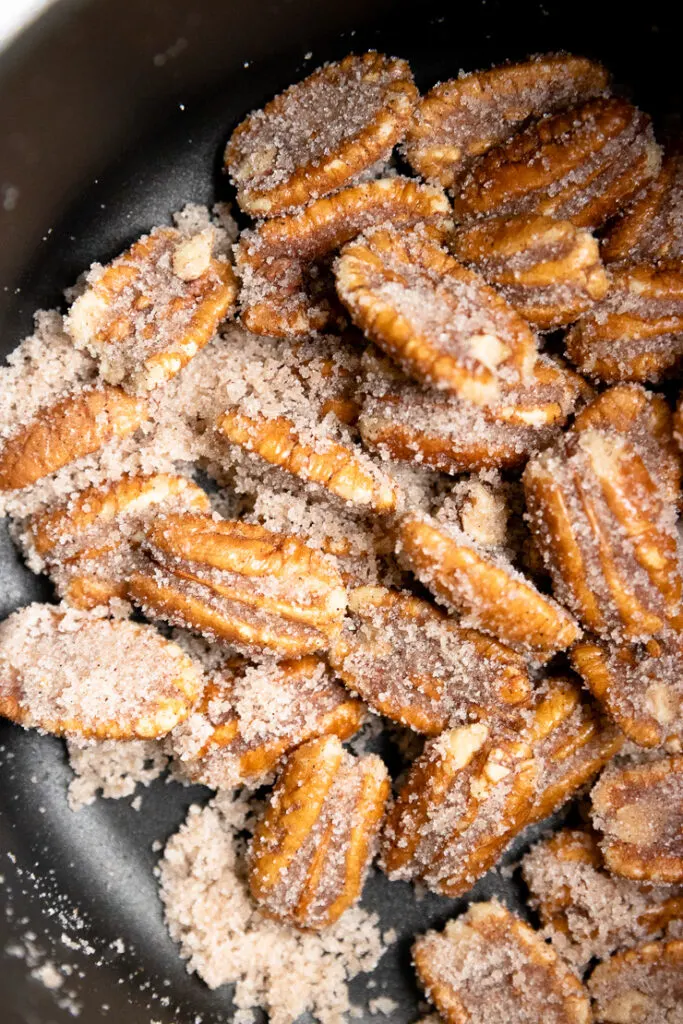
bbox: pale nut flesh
[588,939,683,1024]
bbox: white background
[0,0,54,48]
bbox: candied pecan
[358,349,587,474]
[380,721,536,895]
[248,734,389,929]
[451,214,609,329]
[403,54,609,190]
[572,636,683,749]
[592,755,683,883]
[453,98,661,229]
[588,938,683,1023]
[335,225,538,405]
[23,473,210,609]
[573,383,681,507]
[236,176,451,337]
[396,512,579,655]
[524,428,683,641]
[0,604,203,740]
[328,585,531,735]
[170,656,364,788]
[128,513,347,657]
[603,149,683,264]
[525,678,623,824]
[0,386,148,492]
[224,53,418,216]
[523,827,683,970]
[66,227,237,392]
[565,262,683,383]
[413,900,592,1024]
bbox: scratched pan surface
[0,1,681,1021]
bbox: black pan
[0,2,681,1021]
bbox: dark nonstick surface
[0,2,681,1021]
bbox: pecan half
[413,900,592,1024]
[66,227,237,392]
[452,214,609,329]
[328,585,531,734]
[0,603,203,740]
[0,386,148,492]
[396,512,579,655]
[248,734,389,929]
[453,98,660,229]
[592,755,683,883]
[236,176,451,337]
[335,225,538,405]
[524,428,683,641]
[24,473,210,609]
[603,149,683,264]
[380,721,536,895]
[403,54,609,190]
[224,53,418,217]
[128,513,347,656]
[565,262,683,383]
[170,656,364,788]
[588,939,683,1023]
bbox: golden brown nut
[236,176,451,337]
[524,428,683,642]
[403,54,609,190]
[170,656,364,788]
[572,636,683,749]
[565,262,683,383]
[525,678,623,824]
[603,149,683,264]
[224,53,418,217]
[328,585,532,735]
[0,603,203,740]
[380,720,537,895]
[335,225,538,405]
[358,349,587,473]
[24,473,210,609]
[396,512,579,655]
[413,900,592,1024]
[128,513,347,657]
[66,227,237,392]
[592,756,683,884]
[0,387,148,492]
[452,214,609,329]
[588,938,683,1023]
[522,827,683,970]
[453,98,660,229]
[247,734,389,929]
[573,384,681,508]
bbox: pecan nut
[592,755,683,883]
[224,53,418,217]
[452,214,609,329]
[413,900,592,1024]
[0,386,148,493]
[453,97,660,229]
[128,513,347,656]
[66,227,237,392]
[236,176,451,337]
[565,261,683,383]
[334,225,538,405]
[396,511,579,655]
[328,585,531,735]
[403,54,609,190]
[247,734,389,929]
[170,656,364,788]
[0,603,203,740]
[603,149,683,264]
[588,939,683,1023]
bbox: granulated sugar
[67,738,169,810]
[158,789,387,1024]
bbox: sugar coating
[588,939,683,1024]
[603,150,683,263]
[158,789,386,1023]
[67,738,169,810]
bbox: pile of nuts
[2,49,683,1023]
